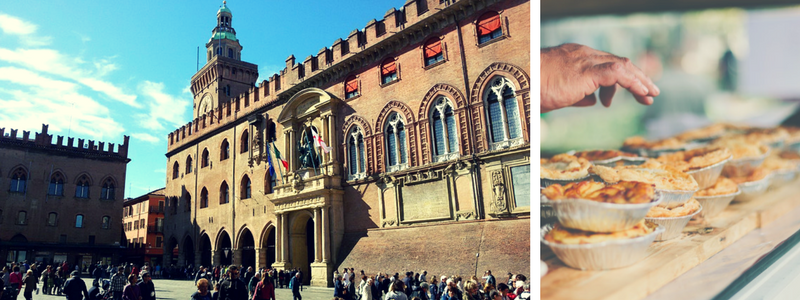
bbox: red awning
[381,60,397,75]
[345,77,359,93]
[477,12,501,35]
[424,39,442,58]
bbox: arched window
[381,58,398,84]
[200,188,209,208]
[75,175,90,198]
[220,181,229,204]
[220,139,230,160]
[48,172,65,196]
[423,38,444,66]
[345,75,359,99]
[202,148,210,168]
[47,212,57,226]
[102,216,111,229]
[265,173,276,194]
[183,192,192,212]
[75,214,84,228]
[101,178,116,200]
[385,112,408,171]
[172,161,180,179]
[216,47,222,56]
[9,167,27,193]
[170,196,178,214]
[17,211,26,225]
[240,130,249,153]
[348,126,367,179]
[228,48,234,58]
[484,76,522,147]
[431,97,459,160]
[241,175,251,199]
[186,156,193,174]
[476,11,503,44]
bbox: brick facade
[122,188,166,267]
[164,0,530,286]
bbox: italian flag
[273,143,289,170]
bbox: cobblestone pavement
[20,278,335,300]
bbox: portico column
[321,206,330,262]
[233,248,242,266]
[194,250,202,268]
[289,129,296,171]
[328,115,336,163]
[314,207,322,263]
[255,247,265,269]
[276,213,283,262]
[282,212,290,263]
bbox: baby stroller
[100,279,113,300]
[3,284,19,300]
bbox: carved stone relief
[490,171,509,214]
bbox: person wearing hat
[62,271,89,300]
[217,265,247,300]
[418,282,430,300]
[138,272,155,300]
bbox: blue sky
[0,1,396,198]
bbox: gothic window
[47,212,57,226]
[265,173,276,194]
[423,38,444,66]
[75,214,84,228]
[200,187,209,208]
[431,97,458,160]
[9,167,26,193]
[220,181,229,204]
[17,211,26,225]
[345,75,359,99]
[101,178,116,200]
[240,130,249,153]
[75,175,90,198]
[202,148,210,168]
[385,112,408,171]
[186,156,193,174]
[183,192,192,212]
[241,175,251,199]
[172,161,180,179]
[48,172,65,196]
[484,76,522,147]
[476,11,503,44]
[381,58,398,84]
[102,216,111,229]
[221,139,230,160]
[348,126,367,179]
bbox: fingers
[599,85,616,107]
[573,94,597,107]
[591,61,650,98]
[606,55,660,97]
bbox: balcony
[147,225,164,234]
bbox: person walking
[192,279,212,300]
[122,274,141,300]
[110,267,127,300]
[384,280,408,300]
[21,270,37,300]
[289,272,302,300]
[247,272,261,299]
[137,273,155,300]
[333,274,344,299]
[87,281,102,300]
[251,270,275,300]
[93,264,104,285]
[360,277,374,300]
[217,266,247,300]
[62,271,88,300]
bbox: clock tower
[190,1,259,118]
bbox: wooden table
[540,178,800,300]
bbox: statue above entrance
[298,129,320,169]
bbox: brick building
[164,0,530,286]
[0,124,130,268]
[122,188,166,266]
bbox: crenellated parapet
[0,124,130,161]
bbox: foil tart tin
[770,169,797,186]
[541,175,597,188]
[541,191,663,232]
[695,190,741,218]
[723,150,770,178]
[735,174,773,202]
[686,156,732,190]
[656,188,698,209]
[541,222,664,271]
[646,205,703,241]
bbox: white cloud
[78,77,138,107]
[0,14,36,35]
[137,81,189,131]
[132,132,160,144]
[0,66,76,91]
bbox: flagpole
[271,141,284,184]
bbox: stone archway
[260,225,276,269]
[289,211,315,285]
[200,234,212,267]
[217,231,232,266]
[238,229,256,269]
[182,236,195,267]
[165,237,179,266]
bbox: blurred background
[541,3,800,156]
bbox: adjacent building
[164,0,530,286]
[0,124,130,268]
[122,188,166,266]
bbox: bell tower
[190,0,259,119]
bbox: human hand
[540,43,660,113]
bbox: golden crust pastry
[745,128,789,146]
[656,147,731,172]
[729,167,770,184]
[675,124,726,141]
[623,136,685,149]
[762,154,798,172]
[572,150,638,161]
[711,137,769,159]
[592,160,699,191]
[779,151,800,160]
[646,198,701,218]
[540,154,591,180]
[781,126,800,143]
[541,180,655,204]
[544,221,655,244]
[695,177,739,197]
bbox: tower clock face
[198,94,211,117]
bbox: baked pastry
[592,161,699,191]
[572,150,638,161]
[675,124,726,141]
[695,177,739,197]
[711,137,769,159]
[623,136,685,149]
[646,198,701,218]
[656,147,732,172]
[541,181,655,204]
[763,153,798,172]
[540,154,591,180]
[744,128,789,146]
[779,151,800,160]
[782,126,800,143]
[729,167,770,184]
[544,221,655,244]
